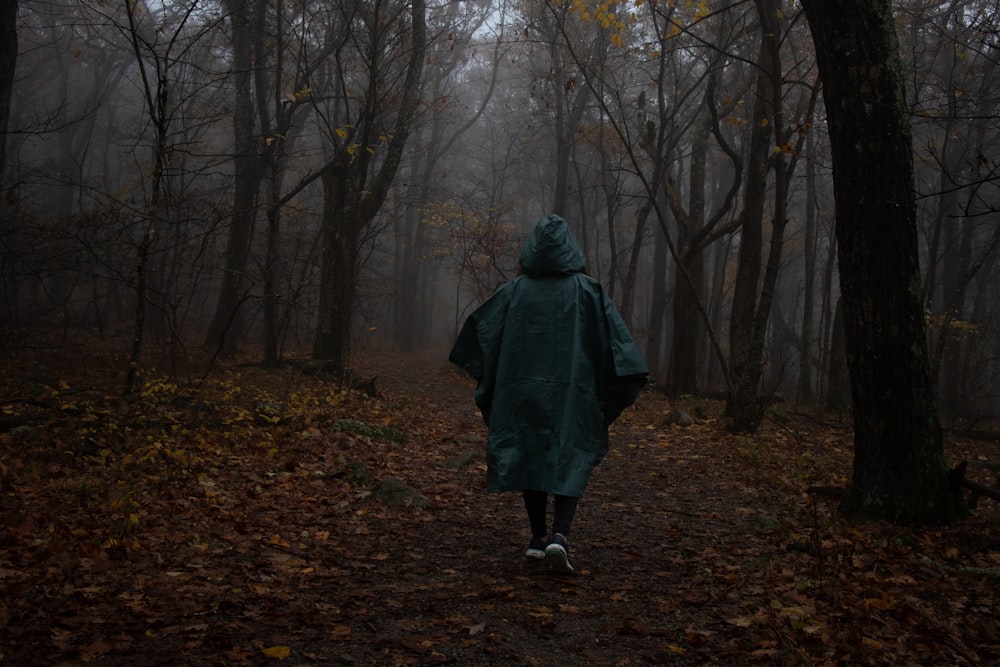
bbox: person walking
[449,214,648,574]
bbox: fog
[2,0,999,423]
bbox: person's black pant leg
[522,490,548,538]
[552,495,579,537]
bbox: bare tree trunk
[395,131,433,353]
[796,130,818,408]
[395,201,425,353]
[823,297,849,415]
[816,224,837,415]
[705,234,733,391]
[802,0,960,524]
[313,165,358,374]
[0,0,15,328]
[122,0,171,404]
[725,0,779,432]
[205,0,262,357]
[668,110,711,397]
[619,205,647,322]
[262,200,282,367]
[0,0,15,184]
[645,215,668,383]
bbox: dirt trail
[344,350,806,666]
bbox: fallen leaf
[262,645,290,659]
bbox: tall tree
[0,0,15,338]
[800,0,960,524]
[118,0,207,401]
[724,0,780,431]
[0,0,15,185]
[256,0,346,368]
[204,0,261,356]
[312,0,426,375]
[723,0,817,429]
[796,128,819,408]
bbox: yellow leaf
[335,127,348,139]
[262,645,290,659]
[760,117,769,127]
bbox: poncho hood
[518,214,585,276]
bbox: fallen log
[962,476,1000,503]
[808,463,1000,506]
[952,460,1000,506]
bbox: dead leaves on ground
[1,344,999,665]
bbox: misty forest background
[2,0,999,433]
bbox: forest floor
[1,330,1000,666]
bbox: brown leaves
[1,344,999,665]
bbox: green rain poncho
[449,214,649,497]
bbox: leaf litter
[0,337,998,665]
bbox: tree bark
[668,110,710,397]
[725,0,780,432]
[796,130,818,408]
[0,0,15,326]
[0,0,15,185]
[205,0,262,356]
[313,164,357,375]
[824,297,850,416]
[645,216,668,383]
[801,0,960,524]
